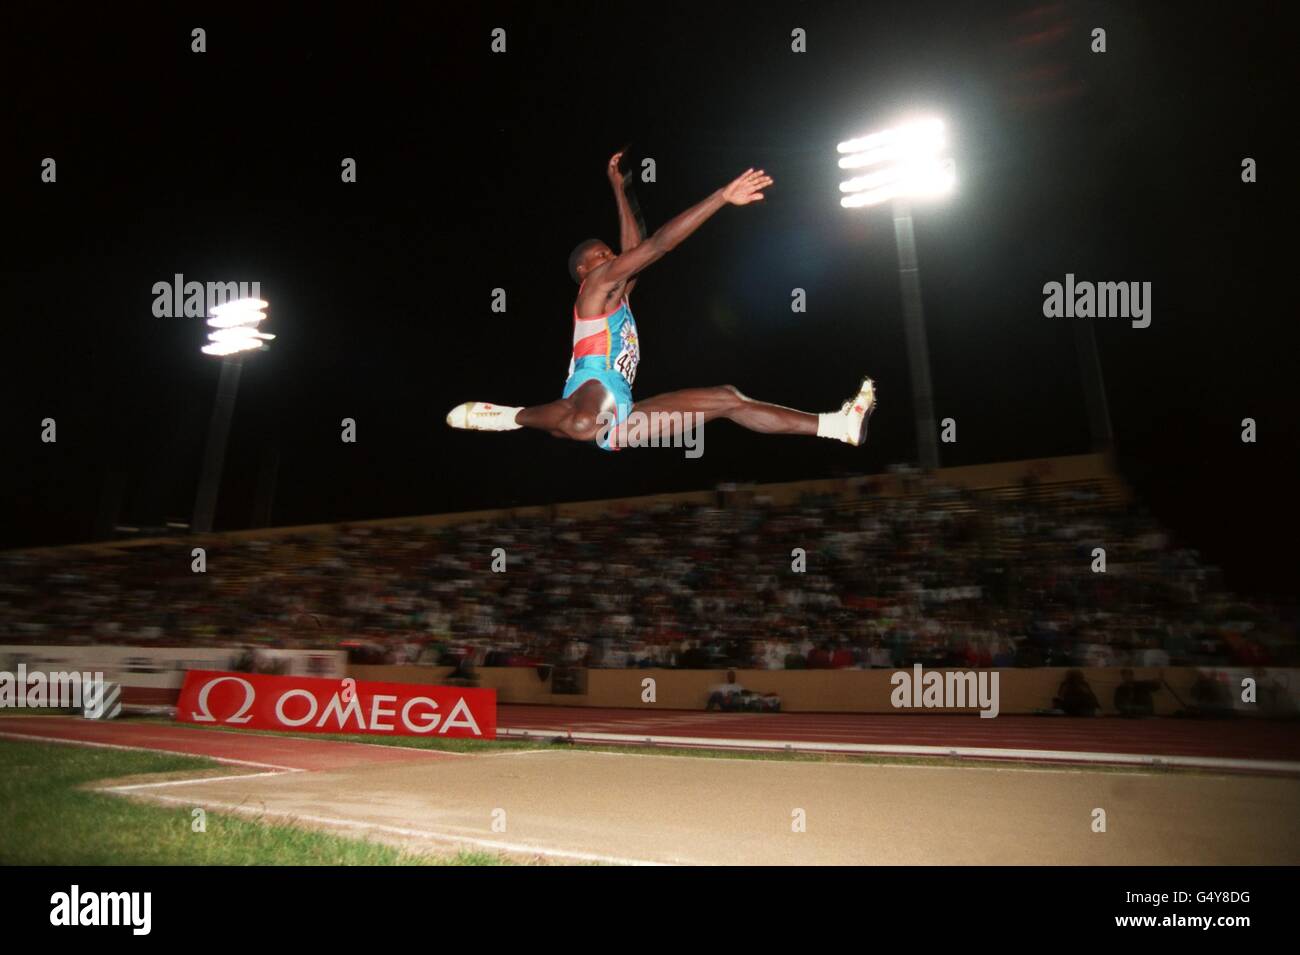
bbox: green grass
[0,739,510,865]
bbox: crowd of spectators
[1,477,1292,671]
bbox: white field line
[473,747,551,757]
[0,730,303,772]
[110,790,670,866]
[496,726,1300,774]
[8,728,662,861]
[100,770,290,792]
[169,724,472,756]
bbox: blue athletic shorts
[562,365,633,452]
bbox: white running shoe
[817,377,877,446]
[445,401,522,431]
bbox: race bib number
[615,324,640,385]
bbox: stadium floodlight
[192,297,272,534]
[201,298,274,356]
[837,117,955,208]
[838,116,951,470]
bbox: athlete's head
[568,238,614,284]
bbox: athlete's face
[581,243,615,277]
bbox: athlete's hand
[721,168,773,205]
[607,149,627,185]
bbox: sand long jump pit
[99,745,1300,865]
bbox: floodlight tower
[191,298,274,534]
[838,117,955,471]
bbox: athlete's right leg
[447,379,613,443]
[516,379,614,442]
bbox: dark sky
[2,2,1294,597]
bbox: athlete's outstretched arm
[608,148,643,297]
[593,167,773,288]
[608,149,643,254]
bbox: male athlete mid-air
[446,149,876,450]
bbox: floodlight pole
[890,199,940,471]
[1073,321,1115,452]
[191,355,244,534]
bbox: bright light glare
[201,341,244,356]
[208,326,275,343]
[837,117,954,208]
[207,298,269,328]
[210,298,268,316]
[201,330,274,356]
[837,118,944,157]
[840,158,955,208]
[202,298,271,355]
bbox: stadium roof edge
[5,452,1127,557]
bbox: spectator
[1113,668,1160,717]
[1052,670,1101,717]
[705,670,746,711]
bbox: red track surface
[2,710,1297,770]
[0,716,457,772]
[496,705,1300,762]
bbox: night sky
[2,2,1293,598]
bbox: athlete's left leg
[627,377,876,446]
[631,385,815,435]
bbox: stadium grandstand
[3,454,1290,683]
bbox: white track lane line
[495,726,1300,773]
[552,746,1162,776]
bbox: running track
[0,716,459,772]
[2,709,1297,772]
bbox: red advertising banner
[174,670,496,739]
